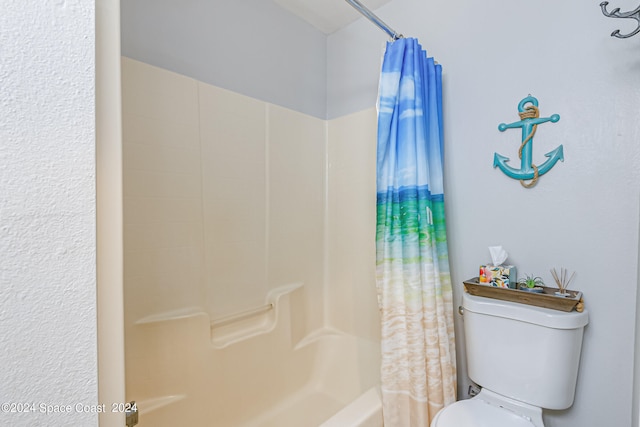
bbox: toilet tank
[462,292,589,410]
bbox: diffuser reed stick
[550,267,575,296]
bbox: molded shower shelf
[210,308,277,349]
[463,278,584,312]
[135,307,204,325]
[137,395,186,415]
[210,282,303,349]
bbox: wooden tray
[463,277,584,312]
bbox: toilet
[431,292,589,427]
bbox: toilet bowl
[431,292,589,427]
[430,389,542,427]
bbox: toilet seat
[431,391,541,427]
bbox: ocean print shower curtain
[376,37,457,426]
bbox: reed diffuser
[550,268,575,297]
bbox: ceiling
[272,0,392,34]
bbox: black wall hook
[600,1,640,38]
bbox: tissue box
[479,265,517,288]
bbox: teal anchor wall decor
[494,95,563,188]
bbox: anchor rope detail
[517,105,539,188]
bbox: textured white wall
[0,1,98,426]
[329,1,640,426]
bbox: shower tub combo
[126,283,382,427]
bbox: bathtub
[236,383,383,427]
[127,284,382,427]
[320,387,383,427]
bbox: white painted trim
[96,0,126,425]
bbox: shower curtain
[376,38,456,426]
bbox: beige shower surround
[122,58,381,425]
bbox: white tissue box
[479,265,517,288]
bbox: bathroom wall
[122,56,326,333]
[329,1,640,426]
[326,108,379,342]
[121,0,327,119]
[122,58,205,323]
[634,209,640,426]
[200,81,326,325]
[0,2,98,426]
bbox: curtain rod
[344,0,403,40]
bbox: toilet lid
[434,398,535,427]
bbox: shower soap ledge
[210,282,304,349]
[136,395,186,415]
[135,307,205,325]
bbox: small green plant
[517,274,545,289]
